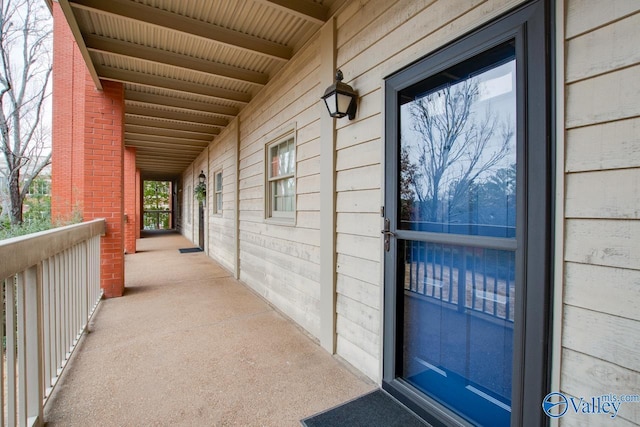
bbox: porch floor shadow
[44,232,374,426]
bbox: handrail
[0,219,106,279]
[1,219,106,427]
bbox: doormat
[178,247,203,253]
[301,389,427,427]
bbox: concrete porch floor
[44,231,374,426]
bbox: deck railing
[0,219,105,427]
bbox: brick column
[136,168,142,239]
[124,147,137,254]
[52,2,126,298]
[51,2,85,222]
[83,79,126,298]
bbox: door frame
[382,2,553,426]
[198,200,205,250]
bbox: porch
[43,231,373,426]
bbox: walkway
[44,231,374,426]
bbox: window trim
[264,128,296,224]
[213,169,223,215]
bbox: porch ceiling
[58,0,344,181]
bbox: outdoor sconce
[194,170,207,204]
[321,69,358,120]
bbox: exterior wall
[181,164,194,242]
[177,0,640,404]
[178,0,532,382]
[332,0,527,380]
[561,2,640,425]
[207,121,238,273]
[237,34,323,338]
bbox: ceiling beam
[125,91,239,117]
[85,34,269,86]
[134,148,203,158]
[126,116,221,135]
[97,66,251,104]
[125,132,210,146]
[125,105,228,127]
[260,0,328,25]
[69,0,292,61]
[125,140,207,152]
[125,125,213,141]
[136,155,196,163]
[57,0,102,89]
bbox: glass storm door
[382,3,550,426]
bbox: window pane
[399,42,516,238]
[272,177,295,212]
[401,240,515,426]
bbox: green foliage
[0,177,53,240]
[194,183,206,203]
[143,180,171,230]
[0,216,51,240]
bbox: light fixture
[321,69,358,120]
[198,170,206,185]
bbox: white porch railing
[0,219,106,427]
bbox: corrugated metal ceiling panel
[65,0,343,178]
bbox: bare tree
[404,79,513,224]
[0,0,52,225]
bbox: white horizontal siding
[332,0,527,382]
[562,1,640,415]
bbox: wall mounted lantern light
[321,70,358,120]
[194,170,207,203]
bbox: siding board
[565,219,640,270]
[566,12,640,83]
[566,117,640,172]
[566,0,639,39]
[565,262,640,322]
[566,64,640,128]
[566,169,640,219]
[561,349,640,425]
[563,305,640,373]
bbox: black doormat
[178,247,203,253]
[301,390,427,427]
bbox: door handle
[381,218,395,252]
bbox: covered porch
[43,231,373,425]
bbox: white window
[266,134,295,221]
[214,170,223,214]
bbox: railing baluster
[0,219,105,425]
[6,276,16,426]
[42,259,51,397]
[25,266,43,425]
[1,279,6,427]
[16,272,27,426]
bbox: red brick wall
[124,147,137,254]
[83,78,126,298]
[52,1,126,298]
[136,169,141,239]
[51,2,84,222]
